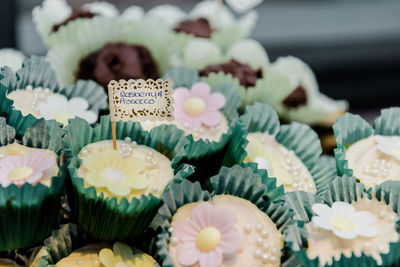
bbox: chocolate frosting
[283,85,307,108]
[174,18,213,38]
[77,42,160,89]
[200,59,263,87]
[52,9,96,32]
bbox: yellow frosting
[77,140,174,200]
[140,111,229,142]
[306,197,399,265]
[0,143,59,187]
[56,244,106,267]
[169,195,284,267]
[244,132,315,193]
[345,136,400,188]
[99,243,156,267]
[7,87,54,119]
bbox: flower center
[8,166,34,181]
[53,110,73,125]
[196,227,221,252]
[254,156,274,175]
[101,168,126,184]
[330,216,355,232]
[115,263,130,267]
[184,97,206,116]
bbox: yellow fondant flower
[99,242,156,267]
[82,150,148,197]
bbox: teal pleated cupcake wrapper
[334,108,400,177]
[156,165,293,267]
[224,103,334,196]
[0,117,16,146]
[0,56,106,134]
[284,176,400,266]
[31,224,87,267]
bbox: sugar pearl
[262,254,269,263]
[261,230,268,237]
[270,256,277,262]
[244,224,252,233]
[256,237,264,246]
[271,248,279,254]
[171,236,179,245]
[76,259,84,265]
[124,137,132,143]
[254,250,262,259]
[263,243,269,251]
[256,224,263,232]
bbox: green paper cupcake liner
[0,120,66,250]
[224,103,335,196]
[47,16,171,87]
[62,116,193,241]
[0,56,107,133]
[155,164,295,267]
[0,117,15,146]
[334,108,400,178]
[284,176,400,267]
[162,67,242,181]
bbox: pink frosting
[173,82,226,129]
[174,202,241,267]
[0,150,56,187]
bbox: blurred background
[1,0,399,121]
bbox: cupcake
[224,103,336,195]
[173,38,279,109]
[0,56,106,135]
[62,115,192,241]
[46,15,171,90]
[156,164,296,267]
[141,66,241,181]
[284,176,400,266]
[30,224,158,267]
[334,107,400,189]
[0,48,25,71]
[32,0,118,47]
[146,0,257,50]
[0,117,65,250]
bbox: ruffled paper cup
[284,176,400,267]
[0,56,107,135]
[223,103,336,196]
[155,164,299,266]
[0,118,66,250]
[333,107,400,179]
[47,16,171,87]
[62,115,194,241]
[162,66,241,181]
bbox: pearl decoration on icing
[378,245,385,252]
[261,230,268,237]
[255,250,262,258]
[93,260,100,266]
[364,242,371,249]
[244,224,252,233]
[256,224,263,232]
[270,256,277,262]
[124,137,131,143]
[261,254,269,263]
[263,244,270,251]
[379,210,386,218]
[81,149,88,156]
[256,237,264,246]
[363,159,391,178]
[271,248,279,254]
[171,236,179,245]
[151,187,158,193]
[0,154,4,158]
[76,259,84,265]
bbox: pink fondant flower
[173,202,241,267]
[173,82,226,129]
[0,150,56,187]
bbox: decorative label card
[108,79,174,122]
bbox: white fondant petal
[332,228,357,239]
[82,1,119,17]
[312,203,332,217]
[68,97,89,111]
[147,5,186,27]
[331,202,355,215]
[311,216,332,231]
[357,225,378,237]
[121,6,145,21]
[78,110,97,124]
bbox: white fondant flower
[375,135,400,161]
[37,94,97,125]
[311,202,378,239]
[0,48,25,72]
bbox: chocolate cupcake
[33,0,118,47]
[47,16,170,90]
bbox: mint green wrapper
[62,115,194,241]
[155,164,299,266]
[284,176,400,266]
[224,102,336,196]
[0,118,65,250]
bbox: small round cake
[77,139,174,200]
[345,135,400,188]
[56,244,105,267]
[7,85,97,125]
[244,132,316,193]
[0,143,59,187]
[168,195,284,267]
[141,82,228,142]
[306,199,399,266]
